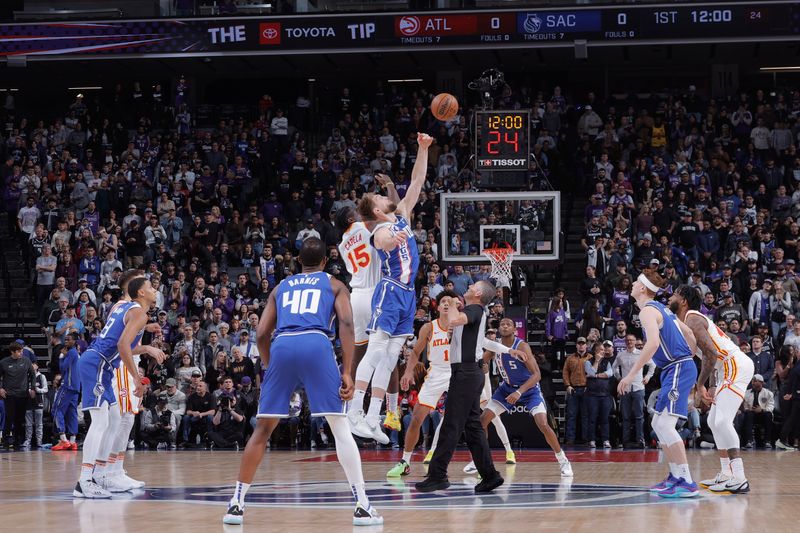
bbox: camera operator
[208,392,245,449]
[141,393,178,450]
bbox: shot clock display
[475,110,530,172]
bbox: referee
[415,281,503,494]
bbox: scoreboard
[475,111,530,172]
[1,2,798,59]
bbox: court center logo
[398,16,421,36]
[142,480,670,510]
[523,14,542,34]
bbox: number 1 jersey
[274,271,337,338]
[338,221,381,289]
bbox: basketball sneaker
[73,479,112,499]
[352,503,383,526]
[709,478,750,494]
[222,503,244,525]
[387,460,410,477]
[699,471,731,488]
[423,450,434,464]
[101,475,134,493]
[52,441,72,451]
[70,442,79,450]
[649,473,679,492]
[463,461,478,474]
[656,478,699,498]
[775,439,796,451]
[383,411,401,432]
[120,470,145,489]
[365,416,390,445]
[559,461,574,478]
[505,450,517,464]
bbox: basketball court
[1,449,795,532]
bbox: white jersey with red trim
[338,221,381,290]
[428,319,452,369]
[686,310,753,396]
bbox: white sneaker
[463,461,478,474]
[156,442,167,450]
[699,471,730,488]
[127,440,135,450]
[120,470,145,489]
[73,479,112,499]
[603,440,612,449]
[775,439,796,451]
[102,474,134,493]
[365,417,390,445]
[589,441,596,448]
[353,503,383,526]
[709,477,750,494]
[560,461,574,477]
[223,502,244,525]
[348,411,371,438]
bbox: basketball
[431,92,459,121]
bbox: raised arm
[331,278,355,400]
[375,173,401,206]
[395,133,433,220]
[255,289,278,370]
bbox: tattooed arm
[685,313,718,406]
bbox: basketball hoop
[482,243,514,288]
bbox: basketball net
[482,243,514,288]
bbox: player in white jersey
[387,291,458,476]
[337,176,404,435]
[670,285,754,494]
[102,270,164,492]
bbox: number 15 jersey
[274,272,336,339]
[338,222,381,290]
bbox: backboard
[439,191,561,264]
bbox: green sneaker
[387,460,410,477]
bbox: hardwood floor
[0,448,795,532]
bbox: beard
[668,301,680,314]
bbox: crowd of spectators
[553,85,800,450]
[2,75,800,452]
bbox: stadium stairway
[0,213,50,370]
[525,194,587,439]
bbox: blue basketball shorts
[367,278,415,337]
[655,358,698,419]
[78,349,117,410]
[490,382,547,416]
[257,331,346,418]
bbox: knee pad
[708,397,741,450]
[652,412,682,447]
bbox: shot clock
[475,110,530,172]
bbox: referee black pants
[427,362,499,481]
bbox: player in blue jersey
[347,132,433,444]
[475,318,574,477]
[224,238,381,527]
[52,333,81,451]
[73,277,158,499]
[618,271,699,498]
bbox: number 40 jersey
[338,221,381,290]
[274,272,337,339]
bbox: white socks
[366,397,383,421]
[350,390,366,415]
[231,481,251,506]
[675,464,693,483]
[386,392,399,414]
[402,451,413,464]
[555,451,567,463]
[720,456,731,473]
[730,458,745,481]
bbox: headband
[638,273,660,293]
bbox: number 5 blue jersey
[274,272,336,338]
[87,301,145,367]
[494,338,538,390]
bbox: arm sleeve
[481,338,508,354]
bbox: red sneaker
[52,441,72,451]
[70,442,79,450]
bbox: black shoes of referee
[415,474,504,494]
[474,474,504,493]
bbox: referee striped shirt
[449,304,487,363]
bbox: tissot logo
[259,22,281,45]
[398,16,421,36]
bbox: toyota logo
[398,16,420,36]
[262,27,278,39]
